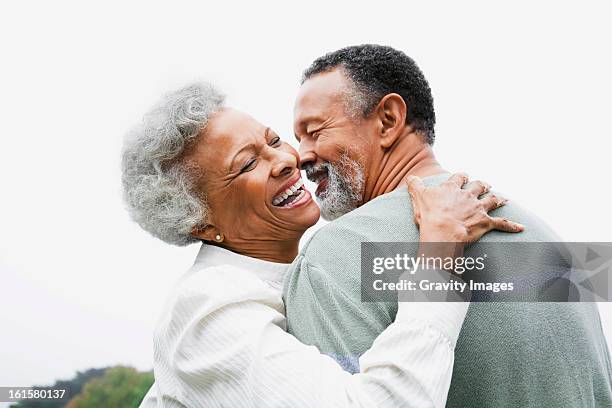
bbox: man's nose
[298,139,317,170]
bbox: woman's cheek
[239,174,267,213]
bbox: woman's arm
[405,172,523,261]
[143,172,521,408]
[146,279,466,408]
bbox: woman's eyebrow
[229,142,257,170]
[227,127,270,171]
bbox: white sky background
[1,0,611,394]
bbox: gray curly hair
[121,82,225,246]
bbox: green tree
[65,366,153,408]
[9,368,108,408]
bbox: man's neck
[363,132,446,203]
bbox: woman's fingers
[445,172,470,188]
[404,170,525,242]
[405,175,425,194]
[488,216,524,233]
[464,180,491,197]
[404,175,425,225]
[481,195,508,212]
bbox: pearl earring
[215,234,222,242]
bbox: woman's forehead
[207,108,266,141]
[190,108,267,166]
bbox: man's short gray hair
[121,82,225,246]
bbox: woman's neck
[220,236,300,264]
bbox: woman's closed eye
[269,136,281,147]
[239,136,281,173]
[240,158,257,173]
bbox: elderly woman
[123,83,522,408]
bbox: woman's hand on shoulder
[404,172,524,244]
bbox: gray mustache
[303,163,329,183]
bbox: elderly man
[284,44,612,407]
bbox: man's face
[293,69,374,220]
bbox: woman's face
[187,108,321,247]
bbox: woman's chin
[271,193,320,229]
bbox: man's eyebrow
[294,119,323,142]
[295,115,324,134]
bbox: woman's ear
[375,93,407,149]
[191,224,223,243]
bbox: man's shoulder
[305,188,418,252]
[306,173,454,246]
[479,197,562,242]
[284,190,414,296]
[290,179,561,284]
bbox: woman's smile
[271,174,313,209]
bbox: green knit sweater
[284,174,612,407]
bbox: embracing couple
[124,45,612,407]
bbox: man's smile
[315,176,328,197]
[305,165,329,198]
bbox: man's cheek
[317,141,344,164]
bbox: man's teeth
[272,179,304,205]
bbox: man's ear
[375,93,407,149]
[191,224,222,243]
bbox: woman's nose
[275,164,293,178]
[271,151,298,178]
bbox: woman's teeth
[273,179,305,207]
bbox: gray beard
[309,154,365,221]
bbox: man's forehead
[294,69,349,126]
